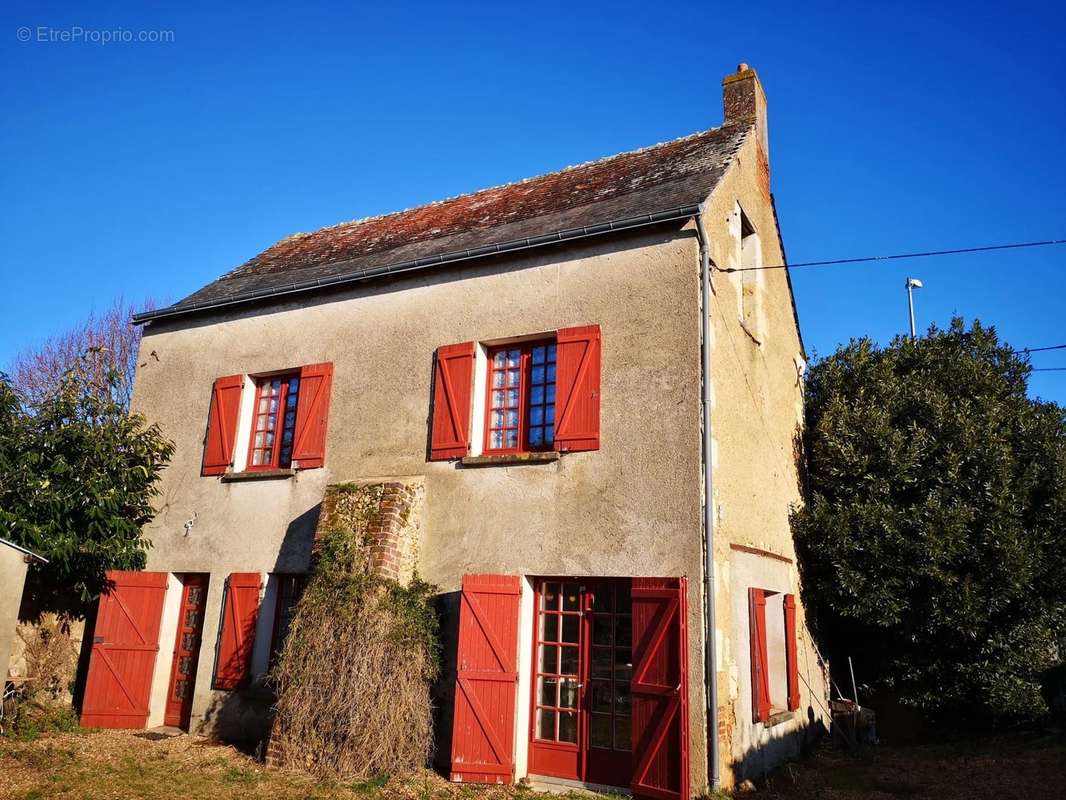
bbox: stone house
[79,64,829,791]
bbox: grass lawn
[0,727,1063,800]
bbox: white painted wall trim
[231,375,256,473]
[249,573,279,680]
[513,576,535,780]
[146,573,182,727]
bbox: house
[80,64,829,791]
[1,538,47,681]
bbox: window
[484,341,556,453]
[534,581,581,744]
[247,374,300,470]
[268,574,305,671]
[749,588,799,722]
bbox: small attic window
[738,205,765,343]
[740,209,756,239]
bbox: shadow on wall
[430,589,460,776]
[198,502,323,754]
[732,705,827,784]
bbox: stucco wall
[701,134,830,785]
[133,225,711,780]
[1,544,29,679]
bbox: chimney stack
[722,63,768,162]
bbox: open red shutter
[450,574,520,784]
[554,325,601,452]
[430,342,475,461]
[749,588,772,723]
[631,577,690,800]
[784,593,800,711]
[291,362,334,469]
[202,375,243,476]
[214,572,262,690]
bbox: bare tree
[10,297,156,411]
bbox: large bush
[0,359,173,616]
[793,319,1066,724]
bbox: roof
[136,121,752,324]
[0,538,47,563]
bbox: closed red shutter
[554,325,601,452]
[80,571,169,729]
[430,342,475,461]
[202,375,244,476]
[450,574,520,784]
[631,577,690,800]
[214,572,262,690]
[748,588,771,723]
[784,593,800,711]
[292,362,334,469]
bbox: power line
[718,238,1066,273]
[1014,344,1066,355]
[1031,368,1066,372]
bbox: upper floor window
[201,363,334,477]
[428,326,601,461]
[248,374,300,470]
[485,341,557,454]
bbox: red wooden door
[164,574,208,729]
[450,574,521,784]
[630,578,689,800]
[81,571,168,729]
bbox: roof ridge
[273,121,747,245]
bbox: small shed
[1,538,47,680]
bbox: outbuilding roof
[136,121,752,324]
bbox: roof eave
[133,202,706,325]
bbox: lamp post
[906,277,923,339]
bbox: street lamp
[906,277,923,339]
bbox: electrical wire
[1014,344,1066,355]
[717,238,1066,273]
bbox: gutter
[693,213,720,790]
[0,537,48,564]
[133,204,705,325]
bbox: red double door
[81,572,208,731]
[450,575,689,800]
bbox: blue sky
[2,1,1065,400]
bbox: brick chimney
[723,63,768,162]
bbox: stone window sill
[765,709,795,728]
[460,451,560,467]
[220,468,296,482]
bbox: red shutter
[430,342,475,461]
[554,325,601,452]
[202,375,244,476]
[784,593,800,712]
[450,574,520,784]
[631,577,690,800]
[214,572,262,690]
[291,362,334,469]
[80,571,168,729]
[749,588,772,723]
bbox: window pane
[507,350,520,367]
[545,425,554,442]
[558,711,577,743]
[507,369,520,386]
[615,681,631,715]
[543,583,560,610]
[547,344,557,361]
[493,370,504,388]
[532,346,545,364]
[559,678,578,709]
[506,409,519,427]
[540,645,558,674]
[532,366,545,384]
[546,384,556,403]
[546,364,556,382]
[539,677,558,707]
[590,680,612,713]
[562,585,579,611]
[615,717,631,750]
[561,615,579,644]
[560,646,578,676]
[615,616,632,648]
[530,406,544,425]
[593,616,612,646]
[492,410,504,427]
[593,589,612,613]
[505,430,518,448]
[258,397,269,413]
[507,388,519,405]
[530,385,544,405]
[494,351,505,367]
[492,390,505,407]
[538,709,556,740]
[542,613,558,642]
[591,647,612,678]
[491,431,503,449]
[590,714,612,749]
[529,427,543,446]
[546,405,555,423]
